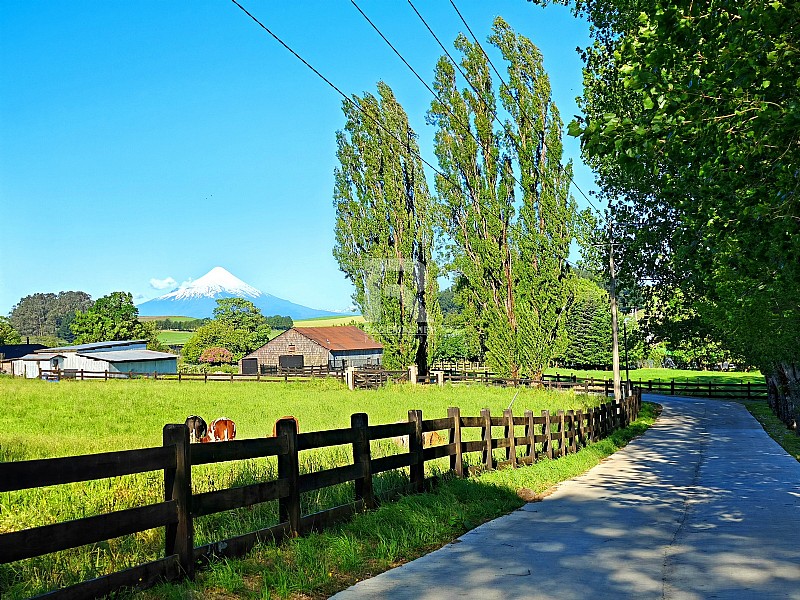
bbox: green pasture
[155,330,193,345]
[544,367,764,385]
[0,377,648,599]
[0,377,618,598]
[294,315,365,327]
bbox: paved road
[332,396,800,599]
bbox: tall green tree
[70,292,162,349]
[182,298,272,363]
[562,0,800,423]
[9,291,92,342]
[334,81,441,372]
[429,17,576,378]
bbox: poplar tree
[333,82,440,372]
[429,17,576,378]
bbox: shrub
[199,347,234,365]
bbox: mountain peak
[159,266,262,301]
[137,266,342,320]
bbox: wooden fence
[0,391,641,599]
[37,367,346,384]
[435,369,767,400]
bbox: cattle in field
[272,415,300,437]
[202,417,236,442]
[389,428,444,449]
[185,415,207,443]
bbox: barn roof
[18,353,66,361]
[41,340,149,353]
[294,326,382,351]
[79,350,178,363]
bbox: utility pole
[609,219,621,402]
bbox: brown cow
[185,415,207,444]
[272,415,300,437]
[202,417,236,442]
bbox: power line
[447,0,607,222]
[228,0,463,198]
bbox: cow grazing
[185,415,207,444]
[272,415,300,437]
[202,417,237,442]
[389,428,443,449]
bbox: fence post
[576,409,584,449]
[408,365,418,386]
[104,370,108,381]
[178,372,182,383]
[448,407,463,477]
[604,379,610,397]
[408,410,424,493]
[351,413,374,510]
[481,408,493,470]
[163,424,193,579]
[525,409,536,463]
[671,379,675,395]
[503,408,516,468]
[204,372,207,384]
[557,410,566,456]
[747,381,751,400]
[276,417,301,536]
[542,410,553,459]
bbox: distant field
[138,315,197,322]
[295,314,365,327]
[544,367,764,385]
[156,330,193,345]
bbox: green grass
[544,367,764,385]
[156,330,194,345]
[0,378,613,598]
[744,401,800,461]
[134,402,658,600]
[294,315,366,327]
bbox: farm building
[239,326,383,373]
[13,340,177,378]
[0,343,47,375]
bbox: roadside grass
[545,367,763,385]
[0,378,610,598]
[294,315,366,327]
[743,401,800,461]
[135,402,659,600]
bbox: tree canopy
[0,316,22,345]
[70,292,162,349]
[333,81,441,372]
[429,17,576,378]
[556,0,799,421]
[183,298,272,363]
[9,291,92,343]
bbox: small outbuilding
[13,340,177,378]
[239,326,383,373]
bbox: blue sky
[0,0,596,316]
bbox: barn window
[288,344,296,354]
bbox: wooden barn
[13,340,177,378]
[239,326,383,373]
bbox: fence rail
[36,367,346,384]
[0,391,641,599]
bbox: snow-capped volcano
[137,267,340,320]
[159,267,261,301]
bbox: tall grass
[0,377,608,598]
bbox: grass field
[155,330,194,345]
[0,376,620,598]
[544,367,764,385]
[294,315,365,327]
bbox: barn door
[241,358,258,375]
